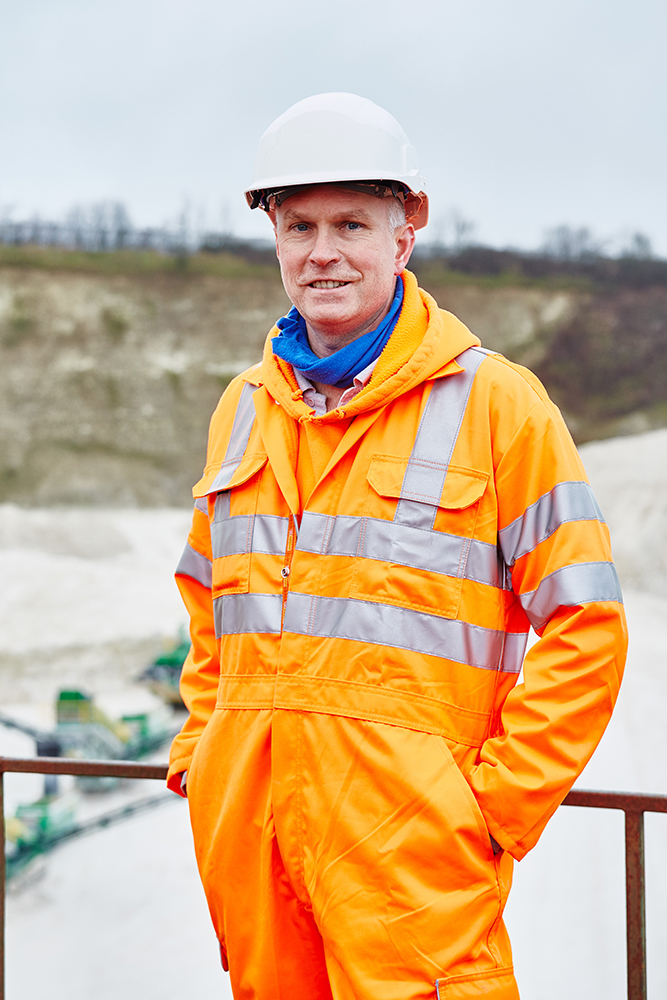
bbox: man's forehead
[277,186,388,222]
[280,203,376,223]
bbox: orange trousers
[186,709,519,999]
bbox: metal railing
[0,756,168,1000]
[562,788,667,1000]
[0,756,665,1000]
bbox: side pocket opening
[436,964,518,999]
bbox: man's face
[274,186,415,352]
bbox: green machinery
[1,689,180,879]
[139,629,190,705]
[55,689,175,760]
[0,689,176,769]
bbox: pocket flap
[367,456,488,510]
[440,469,488,509]
[193,452,268,498]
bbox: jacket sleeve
[468,361,628,860]
[166,499,217,794]
[166,374,256,794]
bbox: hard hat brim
[246,182,429,231]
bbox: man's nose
[308,227,341,266]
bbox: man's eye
[346,222,362,231]
[294,223,310,232]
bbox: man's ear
[394,223,416,275]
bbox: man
[168,93,627,999]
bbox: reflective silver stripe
[175,542,212,589]
[211,513,289,559]
[252,514,290,555]
[208,457,245,493]
[227,381,259,460]
[466,537,512,590]
[213,592,283,637]
[283,592,526,673]
[520,561,623,630]
[194,497,208,514]
[298,511,509,589]
[211,490,288,558]
[211,515,253,558]
[499,481,605,566]
[208,382,259,493]
[395,347,487,529]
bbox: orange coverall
[168,270,627,999]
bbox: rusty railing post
[625,809,647,1000]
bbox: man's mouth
[309,280,349,289]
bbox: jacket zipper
[280,514,297,630]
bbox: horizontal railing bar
[1,760,666,812]
[0,756,168,780]
[564,789,667,813]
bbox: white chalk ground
[0,506,193,702]
[1,428,667,999]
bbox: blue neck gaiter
[272,277,403,389]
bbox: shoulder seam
[478,351,551,406]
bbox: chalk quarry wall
[0,268,289,506]
[1,265,666,506]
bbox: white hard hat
[245,92,429,230]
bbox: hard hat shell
[245,93,429,229]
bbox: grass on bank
[0,243,602,291]
[4,242,665,292]
[0,244,283,281]
[414,261,596,292]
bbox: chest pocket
[350,455,488,619]
[196,453,268,596]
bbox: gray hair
[387,198,407,231]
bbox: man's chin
[303,315,363,340]
[299,300,359,335]
[300,287,355,310]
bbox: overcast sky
[1,0,666,254]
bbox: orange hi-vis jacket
[168,270,627,999]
